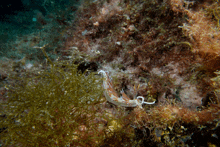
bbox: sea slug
[99,70,155,107]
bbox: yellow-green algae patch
[0,59,106,146]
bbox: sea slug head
[98,70,108,78]
[98,70,106,75]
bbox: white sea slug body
[98,70,155,107]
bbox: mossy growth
[211,71,220,101]
[0,53,106,146]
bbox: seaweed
[0,49,105,146]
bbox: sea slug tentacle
[98,70,156,107]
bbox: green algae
[0,53,104,146]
